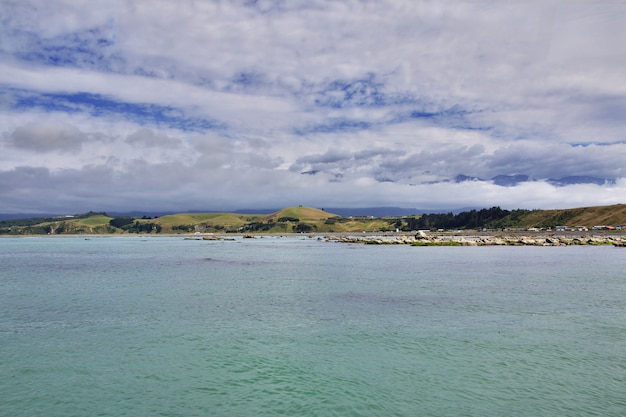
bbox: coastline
[2,230,625,246]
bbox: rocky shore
[326,231,626,246]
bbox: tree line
[109,217,162,233]
[403,207,532,231]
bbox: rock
[415,230,433,241]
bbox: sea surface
[1,236,625,416]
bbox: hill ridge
[2,204,626,235]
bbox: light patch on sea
[1,236,625,416]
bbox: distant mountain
[236,207,442,217]
[322,207,417,217]
[0,213,68,221]
[454,174,483,183]
[0,206,473,223]
[0,213,61,221]
[546,176,615,186]
[235,207,465,217]
[232,208,282,214]
[455,174,615,187]
[107,210,180,218]
[490,174,532,187]
[323,207,474,217]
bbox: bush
[109,217,134,228]
[293,223,315,233]
[172,224,195,232]
[122,221,162,233]
[278,217,299,222]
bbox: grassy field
[74,215,112,226]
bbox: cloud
[10,122,86,152]
[1,1,626,214]
[125,128,182,148]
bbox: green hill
[2,204,626,235]
[264,206,337,222]
[154,212,266,233]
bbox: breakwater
[327,231,626,246]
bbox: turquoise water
[1,236,625,416]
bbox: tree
[109,217,134,228]
[293,223,314,233]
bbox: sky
[1,0,626,215]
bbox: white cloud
[1,0,625,213]
[125,128,182,149]
[10,122,86,152]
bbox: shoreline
[2,230,626,246]
[324,231,626,246]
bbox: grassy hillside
[135,206,395,234]
[264,206,337,222]
[2,204,626,235]
[153,212,267,233]
[74,215,113,227]
[513,204,626,228]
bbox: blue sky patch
[314,77,415,108]
[10,89,221,132]
[295,118,371,135]
[386,105,491,132]
[7,25,123,71]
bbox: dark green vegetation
[2,204,626,235]
[407,204,626,231]
[410,206,526,230]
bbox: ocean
[1,236,625,416]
